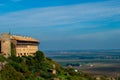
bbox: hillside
[0,51,112,80]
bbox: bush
[0,64,24,80]
[0,55,6,62]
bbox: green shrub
[0,55,6,62]
[35,51,45,61]
[0,64,24,80]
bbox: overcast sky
[0,0,120,50]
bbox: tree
[35,51,46,61]
[11,43,15,56]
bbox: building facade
[0,33,39,57]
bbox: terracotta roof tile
[11,35,39,42]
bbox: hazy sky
[0,0,120,50]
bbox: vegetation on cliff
[0,51,114,80]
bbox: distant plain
[45,50,120,77]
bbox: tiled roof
[11,35,39,42]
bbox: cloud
[0,0,120,28]
[0,0,120,50]
[40,29,120,50]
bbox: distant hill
[44,49,120,53]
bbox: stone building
[0,33,39,57]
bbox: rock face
[0,61,7,71]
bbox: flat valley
[45,50,120,77]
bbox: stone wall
[16,44,38,56]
